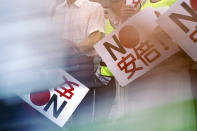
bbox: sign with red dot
[18,70,89,127]
[119,25,140,49]
[94,7,179,86]
[30,90,51,106]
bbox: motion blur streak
[0,0,79,98]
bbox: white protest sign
[19,70,89,127]
[94,7,179,87]
[157,0,197,61]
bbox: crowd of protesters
[0,0,196,131]
[49,0,197,128]
[49,0,196,129]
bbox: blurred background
[0,0,196,131]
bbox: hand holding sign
[94,7,179,86]
[121,0,142,23]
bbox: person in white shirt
[53,0,105,52]
[52,0,117,126]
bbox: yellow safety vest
[100,20,114,77]
[142,0,176,9]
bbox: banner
[94,7,179,86]
[157,0,197,61]
[19,69,89,127]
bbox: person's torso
[55,0,100,44]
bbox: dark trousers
[69,78,115,126]
[189,68,197,127]
[65,55,116,126]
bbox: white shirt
[54,0,105,45]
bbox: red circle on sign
[190,0,197,12]
[30,90,50,106]
[119,25,140,49]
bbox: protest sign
[19,70,89,127]
[94,7,179,86]
[157,0,197,61]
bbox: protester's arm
[78,4,105,52]
[120,0,142,23]
[81,31,104,46]
[78,30,104,52]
